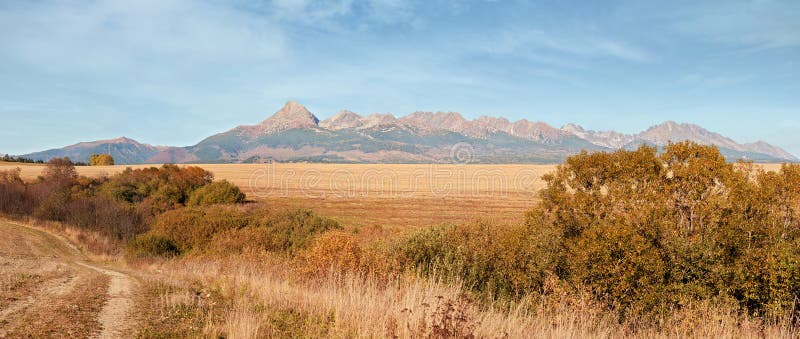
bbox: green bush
[187,180,246,206]
[100,164,213,210]
[149,205,250,253]
[127,234,181,259]
[145,206,341,255]
[251,209,342,254]
[397,221,556,300]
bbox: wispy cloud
[477,28,652,63]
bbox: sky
[0,0,798,156]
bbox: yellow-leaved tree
[89,153,114,166]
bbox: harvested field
[0,162,785,228]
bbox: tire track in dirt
[0,221,137,338]
[0,272,78,323]
[76,262,136,338]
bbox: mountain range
[18,101,798,164]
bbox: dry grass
[0,221,112,338]
[3,161,798,337]
[128,255,798,339]
[5,271,110,338]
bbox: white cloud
[0,0,286,75]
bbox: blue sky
[1,0,798,155]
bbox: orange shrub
[304,230,363,275]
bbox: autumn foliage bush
[134,205,341,256]
[396,222,551,301]
[396,142,800,321]
[0,168,33,215]
[89,153,114,166]
[187,180,246,206]
[303,230,363,275]
[532,142,800,319]
[100,164,213,213]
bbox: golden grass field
[1,162,562,228]
[1,162,787,229]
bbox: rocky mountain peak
[638,121,740,150]
[662,120,679,131]
[561,123,586,133]
[361,113,398,128]
[508,120,566,142]
[559,124,635,149]
[319,110,364,130]
[112,136,133,143]
[265,101,319,125]
[400,111,468,132]
[237,101,320,136]
[742,141,800,161]
[474,116,512,131]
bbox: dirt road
[0,221,135,338]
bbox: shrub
[304,230,363,275]
[100,164,213,209]
[149,205,249,253]
[0,168,33,215]
[253,209,342,254]
[397,221,553,300]
[127,234,181,259]
[147,205,341,255]
[187,180,246,206]
[63,196,146,240]
[28,158,79,220]
[525,142,800,319]
[42,157,78,184]
[89,153,114,166]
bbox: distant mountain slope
[22,137,173,164]
[21,101,798,164]
[560,121,799,162]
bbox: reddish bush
[0,168,33,215]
